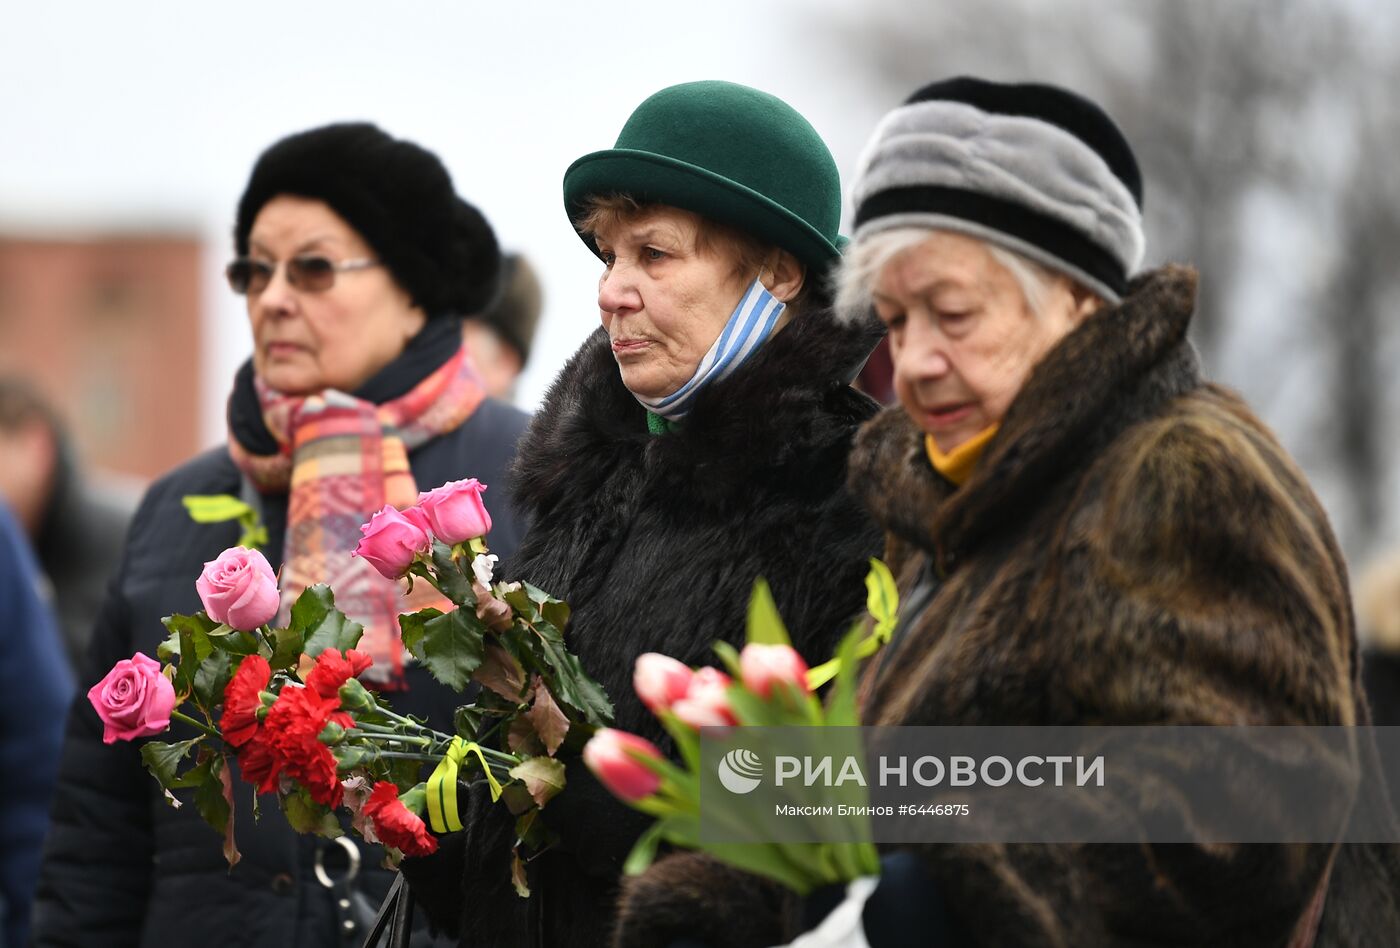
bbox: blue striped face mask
[633,275,786,421]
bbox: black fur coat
[613,266,1400,948]
[404,303,885,947]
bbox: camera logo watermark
[718,748,765,794]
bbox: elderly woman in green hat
[400,80,885,947]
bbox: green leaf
[508,756,566,809]
[712,640,742,678]
[192,648,232,710]
[524,583,571,631]
[182,494,255,523]
[268,626,305,671]
[865,558,899,642]
[430,540,477,608]
[282,787,343,838]
[193,756,230,833]
[403,608,485,692]
[398,608,445,658]
[291,585,364,658]
[163,613,217,702]
[157,628,182,663]
[207,627,263,656]
[623,819,669,876]
[141,738,202,786]
[453,704,486,740]
[528,619,613,726]
[745,578,792,647]
[826,626,867,727]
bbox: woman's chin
[616,364,682,401]
[261,365,323,396]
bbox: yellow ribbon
[806,559,900,689]
[426,737,503,834]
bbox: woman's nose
[256,262,297,316]
[597,263,640,315]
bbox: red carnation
[363,782,438,857]
[236,730,280,793]
[262,686,344,808]
[306,648,373,702]
[221,654,272,748]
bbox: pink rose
[739,643,811,699]
[633,653,695,714]
[415,478,491,545]
[87,652,177,744]
[196,546,280,631]
[352,505,431,579]
[671,667,739,728]
[582,728,663,802]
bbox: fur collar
[512,302,884,514]
[850,264,1203,570]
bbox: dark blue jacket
[31,397,528,948]
[0,502,74,948]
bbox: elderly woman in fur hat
[33,123,528,947]
[613,77,1400,948]
[399,80,885,947]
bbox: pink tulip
[739,643,811,699]
[582,728,663,802]
[352,505,431,579]
[88,652,177,744]
[671,667,739,728]
[196,546,281,630]
[633,653,695,713]
[415,478,491,545]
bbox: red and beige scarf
[230,344,485,687]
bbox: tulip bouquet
[581,562,897,895]
[91,478,611,884]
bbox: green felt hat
[563,80,842,272]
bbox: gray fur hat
[850,77,1145,301]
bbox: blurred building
[0,232,204,482]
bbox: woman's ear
[762,249,806,303]
[1069,281,1103,325]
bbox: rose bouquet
[581,562,897,894]
[92,478,611,888]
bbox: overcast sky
[0,0,892,443]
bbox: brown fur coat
[614,266,1400,947]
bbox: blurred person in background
[1360,551,1400,810]
[615,77,1400,947]
[399,80,885,947]
[0,502,73,948]
[32,122,530,948]
[0,377,132,667]
[461,251,543,402]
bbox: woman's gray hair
[835,226,1061,322]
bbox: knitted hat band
[852,83,1145,301]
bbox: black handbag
[361,871,415,948]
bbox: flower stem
[171,709,220,740]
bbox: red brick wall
[0,234,204,481]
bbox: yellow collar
[925,425,1000,486]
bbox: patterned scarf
[229,330,486,687]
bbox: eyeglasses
[225,255,380,296]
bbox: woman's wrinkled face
[592,206,754,399]
[873,231,1092,453]
[246,195,426,395]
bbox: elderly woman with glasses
[399,80,885,948]
[612,77,1400,948]
[32,123,529,948]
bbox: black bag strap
[361,872,415,948]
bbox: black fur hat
[234,122,500,317]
